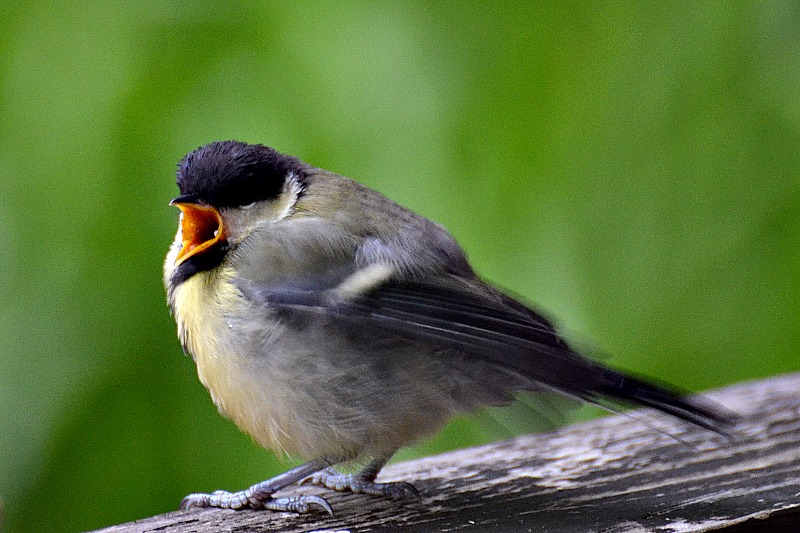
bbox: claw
[180,493,211,510]
[307,495,335,516]
[384,481,421,502]
[298,474,316,486]
[260,495,334,516]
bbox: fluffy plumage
[164,140,731,513]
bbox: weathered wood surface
[94,372,800,533]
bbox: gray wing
[238,263,731,433]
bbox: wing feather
[239,269,732,433]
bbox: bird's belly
[174,274,459,460]
[201,327,460,461]
[170,273,303,455]
[182,311,318,456]
[197,340,312,457]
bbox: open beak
[170,199,225,265]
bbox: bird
[163,140,730,515]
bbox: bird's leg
[301,454,420,501]
[180,458,336,514]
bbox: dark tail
[581,364,734,434]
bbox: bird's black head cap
[176,141,307,208]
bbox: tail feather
[585,365,734,434]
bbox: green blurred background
[1,2,798,531]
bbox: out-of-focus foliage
[1,2,798,531]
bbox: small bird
[164,140,730,514]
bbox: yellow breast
[168,268,451,462]
[171,270,302,455]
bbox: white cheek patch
[273,173,304,222]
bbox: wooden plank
[93,372,800,533]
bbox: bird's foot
[180,487,332,515]
[301,468,420,501]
